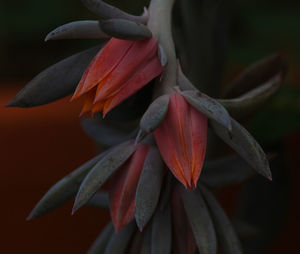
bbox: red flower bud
[71,37,163,116]
[154,93,207,189]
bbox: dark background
[1,0,299,253]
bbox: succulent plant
[7,0,287,253]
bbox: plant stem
[147,0,177,95]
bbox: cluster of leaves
[7,0,288,253]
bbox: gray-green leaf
[73,140,136,213]
[87,191,109,209]
[201,185,243,254]
[210,118,271,180]
[135,147,165,230]
[219,74,282,119]
[6,46,101,107]
[181,90,232,132]
[104,221,136,254]
[180,187,217,254]
[87,223,114,254]
[27,153,104,220]
[45,20,109,41]
[140,95,170,133]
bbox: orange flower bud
[71,37,163,116]
[154,93,207,189]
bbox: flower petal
[102,56,163,116]
[75,38,134,98]
[154,93,207,188]
[109,144,149,232]
[94,37,159,103]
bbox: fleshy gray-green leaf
[201,185,243,254]
[140,95,170,133]
[87,191,109,209]
[27,153,104,220]
[135,147,165,230]
[223,54,287,98]
[181,90,232,132]
[73,140,136,213]
[219,74,282,119]
[82,0,148,24]
[180,187,217,254]
[87,223,114,254]
[99,19,152,40]
[104,221,136,254]
[151,204,172,254]
[6,46,101,107]
[201,155,254,188]
[45,20,109,41]
[210,118,272,180]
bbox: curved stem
[147,0,177,95]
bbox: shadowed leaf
[87,191,109,209]
[135,147,165,230]
[181,90,232,132]
[201,186,243,254]
[140,226,152,254]
[231,219,259,239]
[201,155,254,188]
[219,74,282,119]
[100,19,152,40]
[87,223,114,254]
[151,204,172,254]
[82,0,148,24]
[180,187,217,254]
[6,46,101,107]
[73,140,136,213]
[45,20,109,41]
[81,117,137,147]
[140,95,170,133]
[210,118,271,180]
[223,54,287,98]
[27,153,104,220]
[104,221,136,254]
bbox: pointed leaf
[224,54,287,98]
[180,187,217,254]
[104,221,136,254]
[27,153,104,220]
[6,46,101,107]
[100,19,152,40]
[210,118,272,180]
[219,74,282,119]
[109,144,149,232]
[140,95,170,133]
[81,117,137,147]
[73,140,136,213]
[135,147,165,230]
[181,90,232,132]
[45,20,109,41]
[151,204,172,254]
[201,156,255,188]
[87,191,109,209]
[201,185,243,254]
[82,0,148,24]
[87,223,114,254]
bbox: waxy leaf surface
[73,140,136,213]
[210,118,271,180]
[201,186,243,254]
[180,187,217,254]
[45,20,109,41]
[6,46,101,107]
